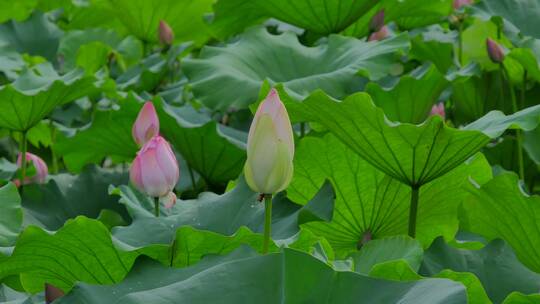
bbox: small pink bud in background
[244,89,294,194]
[486,38,505,63]
[132,102,160,146]
[430,103,446,119]
[158,20,174,46]
[130,136,179,198]
[14,152,48,186]
[369,9,385,33]
[453,0,472,10]
[368,25,389,41]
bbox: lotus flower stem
[187,164,196,191]
[502,65,525,181]
[458,23,463,66]
[50,121,58,174]
[19,131,27,189]
[408,185,420,238]
[154,196,160,217]
[300,122,306,138]
[262,194,273,254]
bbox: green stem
[521,71,527,109]
[154,197,160,217]
[263,194,273,254]
[408,185,420,238]
[502,65,525,180]
[300,122,306,138]
[19,131,28,187]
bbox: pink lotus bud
[132,102,160,146]
[486,38,505,63]
[158,20,174,46]
[244,89,294,194]
[161,191,177,208]
[369,10,385,33]
[368,25,389,41]
[430,103,446,119]
[14,152,48,186]
[130,136,179,198]
[453,0,472,9]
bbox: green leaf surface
[21,166,129,230]
[366,64,449,123]
[502,292,540,304]
[460,172,540,273]
[473,0,540,40]
[435,270,492,304]
[464,104,540,138]
[58,247,468,304]
[409,25,456,73]
[351,236,423,274]
[298,91,490,185]
[183,27,409,110]
[0,0,37,23]
[288,134,491,256]
[421,237,540,303]
[104,0,213,44]
[0,183,22,247]
[0,63,102,131]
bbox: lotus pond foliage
[0,0,539,303]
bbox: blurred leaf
[0,183,22,247]
[460,172,540,273]
[472,0,540,39]
[464,104,540,138]
[421,237,540,303]
[0,0,37,23]
[58,247,468,303]
[183,28,409,111]
[366,63,449,123]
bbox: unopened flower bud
[369,10,385,33]
[453,0,472,10]
[244,89,294,194]
[158,20,174,46]
[130,136,179,199]
[368,25,389,42]
[486,38,505,63]
[429,103,446,120]
[132,102,159,146]
[14,152,48,186]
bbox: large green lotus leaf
[460,172,540,273]
[58,247,467,304]
[298,91,490,185]
[409,25,456,73]
[0,45,26,80]
[464,104,540,138]
[0,183,22,247]
[210,0,380,39]
[421,237,540,303]
[58,28,143,72]
[155,99,247,187]
[53,97,139,172]
[287,134,491,256]
[0,215,287,294]
[503,292,540,304]
[183,27,409,111]
[343,0,452,38]
[0,63,102,132]
[350,236,423,274]
[103,0,213,44]
[0,12,62,63]
[366,64,449,123]
[110,178,334,247]
[21,166,129,230]
[461,19,512,70]
[472,0,540,40]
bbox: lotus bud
[369,9,385,33]
[14,152,48,186]
[158,20,174,46]
[368,25,389,41]
[132,102,160,146]
[244,89,294,194]
[161,191,177,208]
[430,103,446,119]
[486,38,505,63]
[130,136,179,199]
[453,0,472,10]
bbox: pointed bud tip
[369,9,385,32]
[158,20,174,45]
